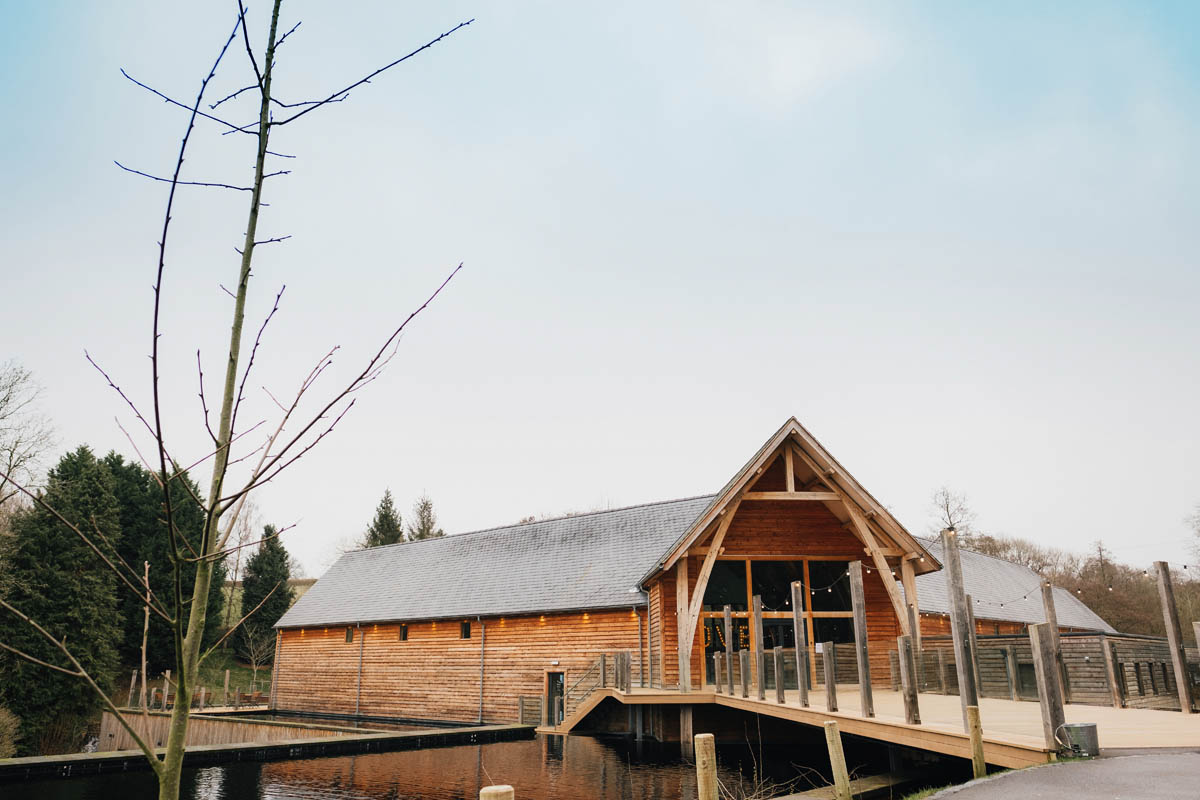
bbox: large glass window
[807,560,852,612]
[702,560,748,611]
[812,617,854,644]
[750,561,805,612]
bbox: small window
[345,627,354,643]
[461,621,471,639]
[398,623,408,642]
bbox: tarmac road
[928,752,1200,800]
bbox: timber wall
[98,711,360,752]
[273,608,644,724]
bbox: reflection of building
[272,418,1111,725]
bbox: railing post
[600,653,607,689]
[752,594,766,700]
[625,650,633,692]
[791,580,810,708]
[897,635,920,725]
[942,528,979,731]
[1155,561,1195,713]
[714,653,723,694]
[823,721,852,800]
[966,705,986,779]
[965,595,982,698]
[1029,622,1066,751]
[695,732,718,800]
[518,696,525,724]
[822,642,837,712]
[1004,646,1019,701]
[936,649,947,694]
[1040,581,1066,703]
[1100,635,1123,708]
[774,646,786,704]
[723,604,735,696]
[740,650,750,698]
[849,562,874,718]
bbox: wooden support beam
[680,705,694,759]
[752,594,766,701]
[784,446,795,492]
[1029,622,1066,752]
[824,721,852,800]
[1040,582,1067,702]
[849,562,874,718]
[823,642,838,712]
[791,580,810,708]
[1100,635,1123,708]
[1155,561,1195,713]
[900,558,922,654]
[941,529,978,731]
[848,505,910,636]
[684,500,742,662]
[897,635,921,725]
[676,558,690,692]
[966,705,986,779]
[742,491,840,502]
[723,605,735,696]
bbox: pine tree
[0,446,123,754]
[238,526,293,663]
[407,493,445,541]
[362,489,404,548]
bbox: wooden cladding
[274,608,644,724]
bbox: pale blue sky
[2,2,1197,576]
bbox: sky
[2,1,1198,578]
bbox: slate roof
[909,539,1115,633]
[275,495,715,629]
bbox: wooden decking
[543,686,1200,769]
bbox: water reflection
[15,735,763,800]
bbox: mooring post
[752,594,766,701]
[680,705,694,759]
[740,650,750,698]
[965,595,982,698]
[941,528,979,731]
[774,646,786,704]
[823,721,852,800]
[822,641,838,712]
[723,604,735,696]
[848,562,874,717]
[1029,622,1066,751]
[695,732,718,800]
[966,705,986,779]
[791,580,810,708]
[128,670,138,709]
[479,786,514,800]
[1099,635,1123,708]
[898,635,921,725]
[1004,646,1019,701]
[1155,561,1195,713]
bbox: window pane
[762,619,795,650]
[750,561,805,612]
[812,617,854,644]
[703,617,749,683]
[702,560,747,611]
[808,560,852,611]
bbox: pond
[16,733,833,800]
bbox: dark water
[12,734,833,800]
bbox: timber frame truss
[648,418,940,690]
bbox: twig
[114,161,253,191]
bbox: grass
[113,648,272,706]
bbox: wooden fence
[98,710,362,751]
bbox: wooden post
[897,635,920,724]
[774,646,786,704]
[1029,622,1066,751]
[848,562,874,718]
[740,650,750,698]
[966,705,986,779]
[1040,581,1067,702]
[553,696,562,727]
[695,732,718,800]
[723,605,735,696]
[900,557,922,654]
[1004,646,1019,701]
[752,594,766,700]
[1099,635,1123,708]
[479,786,515,800]
[680,705,694,759]
[600,653,607,689]
[162,670,171,709]
[790,580,810,708]
[626,650,633,693]
[198,687,206,711]
[518,695,525,724]
[823,721,852,800]
[128,670,138,709]
[639,609,645,688]
[1155,561,1195,713]
[234,686,240,711]
[936,649,947,694]
[676,559,690,693]
[965,595,982,698]
[714,653,722,694]
[822,642,838,712]
[223,669,231,707]
[941,529,978,731]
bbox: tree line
[358,489,445,548]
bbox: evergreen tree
[407,493,445,541]
[361,489,404,548]
[0,446,123,754]
[104,454,226,672]
[238,526,293,663]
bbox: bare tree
[929,486,978,538]
[239,625,274,691]
[222,498,260,630]
[0,361,54,507]
[1189,504,1200,562]
[0,3,470,797]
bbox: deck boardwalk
[542,686,1200,769]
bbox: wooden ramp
[544,686,1200,770]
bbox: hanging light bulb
[827,587,832,593]
[1108,585,1113,592]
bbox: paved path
[929,753,1200,799]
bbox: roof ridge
[342,494,717,556]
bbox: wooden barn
[271,418,1111,727]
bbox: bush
[0,707,20,758]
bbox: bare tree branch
[198,581,279,664]
[114,161,254,191]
